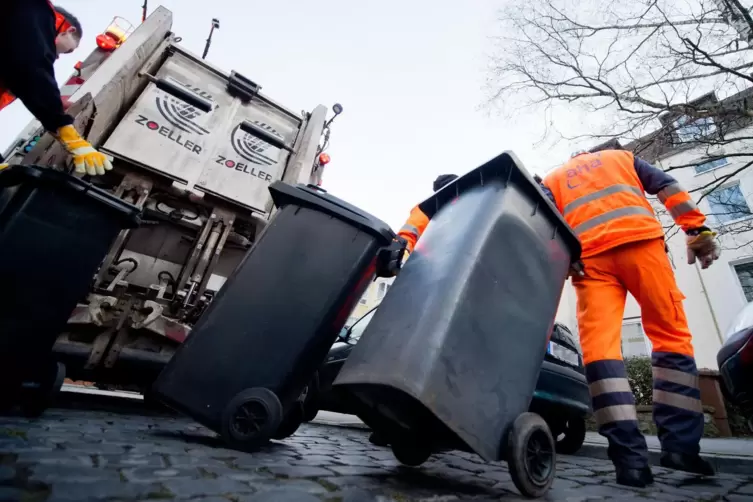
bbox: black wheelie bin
[0,165,141,416]
[332,152,581,499]
[150,182,396,451]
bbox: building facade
[555,91,753,369]
[347,276,394,326]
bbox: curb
[312,416,753,476]
[577,442,753,476]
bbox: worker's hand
[0,163,8,171]
[54,124,113,176]
[569,260,585,278]
[686,228,721,269]
[376,236,408,278]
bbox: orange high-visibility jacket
[543,150,706,258]
[397,205,430,253]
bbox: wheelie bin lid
[269,181,395,244]
[0,164,142,228]
[417,151,582,261]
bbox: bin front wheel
[221,388,283,451]
[273,403,305,440]
[392,439,432,467]
[20,362,66,418]
[507,412,556,499]
[555,417,586,455]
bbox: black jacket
[0,0,74,131]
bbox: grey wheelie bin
[0,165,142,417]
[332,152,581,499]
[151,182,396,451]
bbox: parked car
[307,305,592,454]
[717,302,753,432]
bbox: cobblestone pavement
[1,409,752,501]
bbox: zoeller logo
[154,78,212,136]
[230,122,282,166]
[134,115,203,155]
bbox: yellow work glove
[54,125,113,176]
[687,229,721,270]
[0,163,8,171]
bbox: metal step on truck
[2,5,343,395]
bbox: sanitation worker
[396,174,459,255]
[0,1,112,176]
[540,147,720,487]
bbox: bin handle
[239,121,293,152]
[139,73,213,113]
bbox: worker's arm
[0,0,74,132]
[632,156,707,232]
[397,205,430,254]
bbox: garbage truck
[1,5,342,396]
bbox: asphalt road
[1,406,752,501]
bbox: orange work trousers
[573,237,694,365]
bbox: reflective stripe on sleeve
[658,183,684,203]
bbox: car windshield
[348,309,377,344]
[726,301,753,341]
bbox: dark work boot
[660,451,715,476]
[615,464,654,488]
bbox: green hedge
[625,357,653,406]
[623,356,750,437]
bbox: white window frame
[693,157,729,176]
[705,181,753,226]
[621,319,652,358]
[731,258,753,304]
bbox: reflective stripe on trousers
[586,359,649,469]
[652,351,703,456]
[399,224,419,240]
[562,184,654,236]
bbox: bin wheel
[555,417,586,455]
[273,403,305,440]
[392,440,432,467]
[302,372,320,423]
[220,388,283,451]
[507,412,556,499]
[20,362,66,418]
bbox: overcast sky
[0,0,579,230]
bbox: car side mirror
[338,326,350,342]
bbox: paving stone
[477,469,512,483]
[16,451,93,466]
[288,456,336,466]
[327,465,390,476]
[558,467,597,477]
[249,478,330,495]
[96,453,165,468]
[338,487,381,501]
[266,465,335,478]
[244,488,321,502]
[561,475,604,485]
[122,466,203,483]
[335,455,380,467]
[734,482,753,494]
[59,442,127,454]
[47,480,163,501]
[161,478,255,498]
[0,465,15,482]
[0,486,22,501]
[29,464,122,484]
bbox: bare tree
[489,0,753,245]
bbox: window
[695,157,728,174]
[674,116,716,143]
[707,183,752,224]
[377,282,390,300]
[358,296,368,305]
[348,308,377,344]
[734,262,753,303]
[621,321,651,358]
